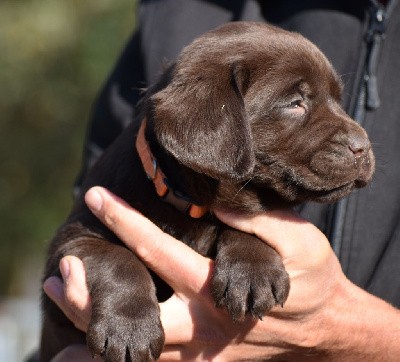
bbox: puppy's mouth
[291,163,373,203]
[252,147,375,206]
[260,168,371,205]
[308,153,374,202]
[306,180,356,202]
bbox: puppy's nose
[348,135,370,157]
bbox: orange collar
[135,118,208,218]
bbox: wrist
[316,277,400,361]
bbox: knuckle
[103,207,121,229]
[136,239,161,264]
[65,286,82,310]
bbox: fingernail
[85,188,103,212]
[60,258,70,281]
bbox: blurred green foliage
[0,0,136,295]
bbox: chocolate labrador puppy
[40,22,374,361]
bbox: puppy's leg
[39,312,86,362]
[211,228,290,321]
[41,237,164,362]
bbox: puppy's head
[149,22,374,206]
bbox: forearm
[319,279,400,361]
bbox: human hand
[44,186,399,361]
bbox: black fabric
[75,0,400,307]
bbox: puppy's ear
[150,64,254,182]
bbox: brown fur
[40,22,374,361]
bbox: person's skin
[43,186,400,361]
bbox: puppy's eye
[287,98,307,115]
[289,99,304,109]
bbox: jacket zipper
[329,0,396,257]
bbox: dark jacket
[76,0,400,307]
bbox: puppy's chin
[263,181,350,206]
[306,181,357,203]
[309,173,373,203]
[263,171,372,206]
[302,155,375,204]
[283,170,373,204]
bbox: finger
[43,276,89,332]
[85,187,213,294]
[61,256,91,325]
[51,344,101,362]
[160,346,205,362]
[43,256,91,332]
[43,276,66,310]
[159,347,184,361]
[159,295,195,344]
[214,208,300,235]
[214,209,331,260]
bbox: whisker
[232,177,255,201]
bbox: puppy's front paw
[87,301,164,362]
[211,247,290,321]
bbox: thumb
[84,187,212,295]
